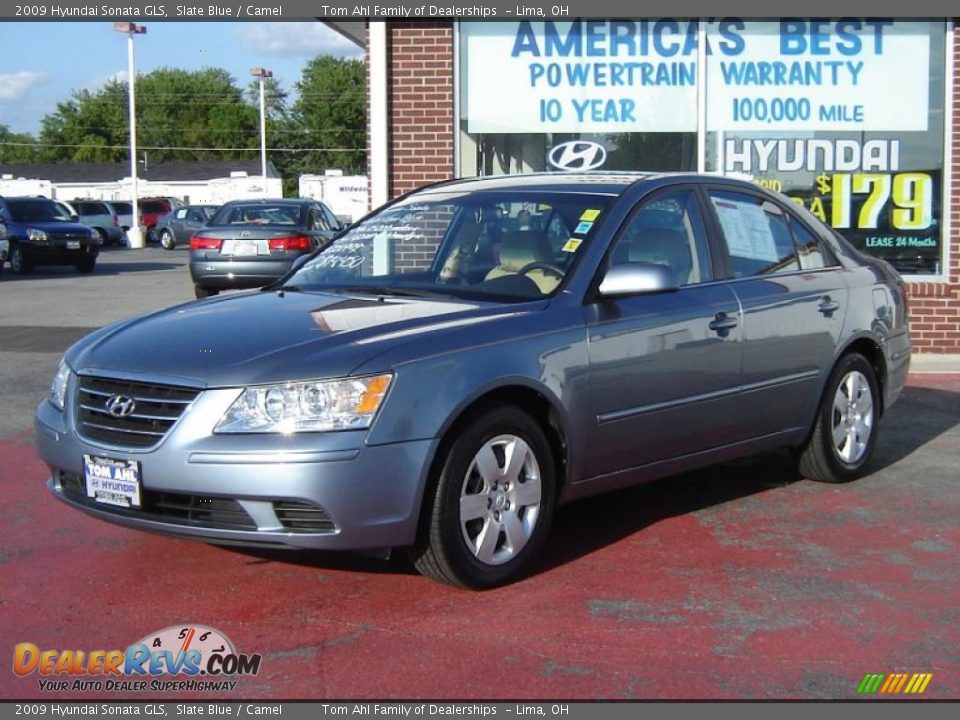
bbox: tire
[160,230,176,250]
[10,244,32,274]
[413,405,556,589]
[797,353,880,483]
[194,285,219,299]
[75,255,97,274]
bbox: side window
[175,209,189,220]
[788,217,828,271]
[708,190,799,277]
[610,189,712,286]
[320,204,340,230]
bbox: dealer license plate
[83,455,142,508]
[66,240,80,250]
[221,240,266,257]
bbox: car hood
[21,220,91,234]
[67,290,526,388]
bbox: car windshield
[285,190,614,301]
[6,200,74,223]
[201,206,218,220]
[212,204,302,226]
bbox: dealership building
[328,19,959,354]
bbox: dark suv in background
[0,196,100,274]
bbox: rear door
[584,186,743,479]
[703,187,848,439]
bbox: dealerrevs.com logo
[13,625,262,692]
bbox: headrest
[496,230,552,272]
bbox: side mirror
[71,214,80,222]
[598,263,677,297]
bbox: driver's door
[584,187,743,480]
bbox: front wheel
[413,405,556,589]
[10,244,32,274]
[797,353,880,483]
[160,230,176,250]
[75,255,97,273]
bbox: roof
[417,172,662,196]
[323,21,365,47]
[0,160,280,183]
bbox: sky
[0,22,363,136]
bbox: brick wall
[388,22,455,199]
[908,22,960,353]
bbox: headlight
[49,359,72,411]
[28,228,48,243]
[215,374,393,434]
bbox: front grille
[58,471,256,531]
[273,501,337,534]
[51,231,90,241]
[76,376,200,448]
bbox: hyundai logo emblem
[547,140,607,172]
[105,395,137,418]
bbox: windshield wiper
[334,285,452,299]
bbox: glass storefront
[458,20,949,276]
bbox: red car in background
[139,198,183,243]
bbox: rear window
[111,202,133,213]
[212,204,303,226]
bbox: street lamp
[114,21,146,249]
[250,67,273,198]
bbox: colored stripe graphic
[858,673,932,694]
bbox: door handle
[709,312,739,336]
[818,296,841,315]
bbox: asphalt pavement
[0,246,958,699]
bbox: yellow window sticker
[579,209,602,222]
[562,238,582,253]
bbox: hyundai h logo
[548,141,607,171]
[105,395,136,418]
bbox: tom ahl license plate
[83,455,142,508]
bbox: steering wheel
[517,262,565,280]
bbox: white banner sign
[463,20,700,134]
[704,20,930,132]
[462,20,931,134]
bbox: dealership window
[457,20,949,276]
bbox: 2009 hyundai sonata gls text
[36,173,911,588]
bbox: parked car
[0,223,8,277]
[140,197,183,243]
[34,173,911,588]
[1,196,100,274]
[104,201,145,238]
[188,198,341,298]
[155,204,219,250]
[70,199,125,246]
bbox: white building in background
[0,160,282,205]
[298,171,369,224]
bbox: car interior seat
[484,230,560,294]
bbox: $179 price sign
[799,172,935,231]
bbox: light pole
[250,67,273,198]
[114,21,146,249]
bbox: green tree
[0,125,40,162]
[287,56,366,176]
[39,68,260,163]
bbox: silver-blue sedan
[35,173,911,588]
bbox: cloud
[0,71,49,102]
[233,22,363,58]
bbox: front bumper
[35,387,437,551]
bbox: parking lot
[1,247,958,700]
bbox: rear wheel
[160,230,176,250]
[10,244,32,274]
[194,285,219,299]
[797,353,879,483]
[413,405,556,589]
[93,228,108,246]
